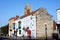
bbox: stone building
[35,8,53,38]
[8,5,53,38]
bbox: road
[0,36,60,40]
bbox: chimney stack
[24,5,32,15]
[14,15,19,21]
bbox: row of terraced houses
[1,5,60,38]
[8,5,58,38]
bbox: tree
[0,24,9,36]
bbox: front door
[14,31,17,36]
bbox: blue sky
[0,0,60,26]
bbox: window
[31,24,33,27]
[31,17,32,19]
[32,20,34,26]
[18,21,21,29]
[19,30,21,34]
[18,21,21,34]
[13,23,15,29]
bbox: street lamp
[45,23,47,40]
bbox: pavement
[0,36,60,40]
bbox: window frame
[18,21,21,29]
[19,30,21,34]
[13,23,15,29]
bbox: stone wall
[36,8,53,38]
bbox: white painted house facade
[11,15,36,38]
[9,5,53,38]
[56,9,60,24]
